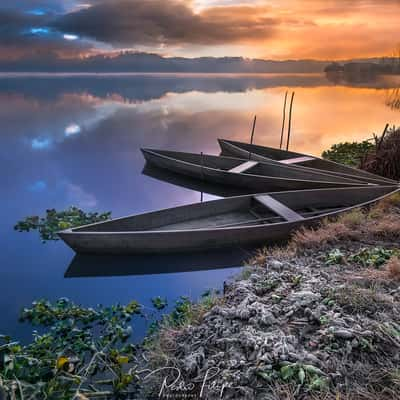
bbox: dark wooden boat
[218,139,397,185]
[58,186,399,254]
[142,148,367,192]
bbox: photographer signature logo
[144,366,232,399]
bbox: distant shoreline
[0,72,324,77]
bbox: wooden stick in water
[200,151,204,202]
[286,91,295,151]
[280,91,288,149]
[249,115,257,160]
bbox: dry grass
[292,208,370,253]
[247,245,295,266]
[347,256,400,288]
[338,208,366,228]
[368,214,400,240]
[144,293,222,368]
[291,220,358,252]
[262,383,398,400]
[250,193,400,266]
[329,285,394,315]
[386,256,400,281]
[373,191,400,211]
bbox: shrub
[322,141,374,167]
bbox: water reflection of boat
[142,163,250,197]
[58,186,398,255]
[218,139,396,185]
[142,148,365,191]
[64,247,250,278]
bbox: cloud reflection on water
[0,73,399,341]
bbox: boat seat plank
[254,195,305,222]
[228,160,258,173]
[279,156,315,164]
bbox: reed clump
[360,127,400,181]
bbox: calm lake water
[1,73,399,341]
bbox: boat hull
[59,186,399,254]
[59,218,314,254]
[218,139,397,185]
[142,149,367,191]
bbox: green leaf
[117,356,129,365]
[303,364,325,376]
[151,297,168,310]
[257,371,272,381]
[309,376,329,391]
[298,368,305,384]
[280,364,295,380]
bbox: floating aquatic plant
[151,297,168,310]
[14,207,111,242]
[0,298,142,399]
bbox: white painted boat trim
[280,156,316,164]
[254,194,305,222]
[228,160,258,173]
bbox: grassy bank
[143,192,400,399]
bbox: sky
[1,0,399,61]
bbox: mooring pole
[249,115,257,160]
[280,91,288,149]
[200,151,204,202]
[286,91,295,151]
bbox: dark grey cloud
[0,8,92,59]
[0,10,46,43]
[53,0,278,46]
[0,0,78,13]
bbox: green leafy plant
[291,275,302,286]
[14,207,111,242]
[280,362,329,391]
[258,362,329,391]
[325,249,346,265]
[348,247,397,268]
[169,296,193,327]
[322,141,374,167]
[0,298,142,399]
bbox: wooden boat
[218,139,397,185]
[142,149,368,192]
[58,186,399,254]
